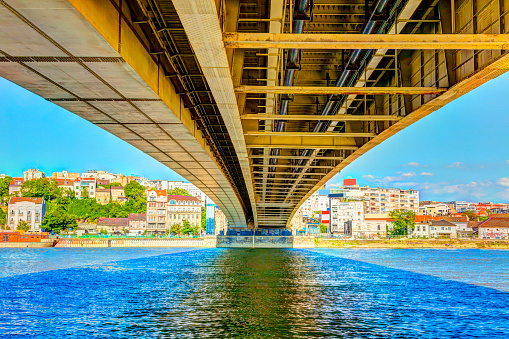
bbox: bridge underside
[1,0,509,229]
[168,0,509,227]
[0,0,251,227]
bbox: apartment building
[167,195,201,227]
[7,197,46,232]
[146,190,168,233]
[331,179,419,214]
[419,204,450,216]
[301,188,329,217]
[74,177,96,199]
[329,196,364,235]
[128,213,147,235]
[23,168,45,180]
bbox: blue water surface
[0,248,508,338]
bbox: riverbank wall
[52,236,315,248]
[315,238,509,249]
[54,237,205,248]
[216,236,315,248]
[0,239,55,248]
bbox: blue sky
[1,73,509,203]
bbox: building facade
[167,195,201,228]
[74,177,96,199]
[7,197,46,232]
[330,179,419,214]
[329,197,364,235]
[478,216,509,239]
[351,216,392,238]
[23,168,46,180]
[128,213,146,235]
[97,217,128,234]
[146,190,168,233]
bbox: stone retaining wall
[55,238,204,248]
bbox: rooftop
[9,197,44,204]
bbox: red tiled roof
[155,190,167,197]
[443,216,468,222]
[97,217,128,227]
[365,218,393,221]
[51,178,75,185]
[478,217,509,228]
[9,197,44,204]
[128,213,146,221]
[430,220,456,226]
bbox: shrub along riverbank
[315,238,509,249]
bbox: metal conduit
[295,0,399,168]
[268,0,311,175]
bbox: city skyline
[2,72,509,203]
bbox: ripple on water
[0,248,508,338]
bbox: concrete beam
[223,33,509,50]
[235,85,446,95]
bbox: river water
[1,248,508,338]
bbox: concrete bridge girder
[0,0,247,227]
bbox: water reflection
[1,248,509,338]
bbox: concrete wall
[55,238,204,248]
[217,236,315,248]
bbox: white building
[478,216,509,239]
[146,191,201,233]
[167,181,207,205]
[74,177,97,199]
[414,220,456,238]
[329,197,364,235]
[301,188,330,217]
[351,215,392,238]
[331,179,419,214]
[7,197,46,232]
[419,204,450,216]
[23,168,46,181]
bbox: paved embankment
[54,237,211,248]
[315,238,509,249]
[0,239,55,248]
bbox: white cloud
[361,174,375,180]
[506,160,509,166]
[448,162,464,168]
[327,182,342,188]
[407,162,419,167]
[496,177,509,187]
[420,172,433,176]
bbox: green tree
[0,176,12,203]
[171,223,182,235]
[41,208,78,234]
[17,220,31,232]
[20,178,60,201]
[98,182,122,189]
[100,228,108,235]
[201,207,206,230]
[462,210,478,221]
[81,186,89,199]
[0,208,7,227]
[124,181,145,199]
[167,188,191,196]
[388,210,416,236]
[319,223,328,234]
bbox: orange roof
[155,190,167,197]
[9,197,44,204]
